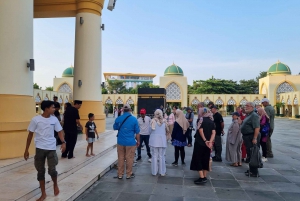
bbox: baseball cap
[232,112,240,117]
[123,104,131,110]
[211,105,218,109]
[140,108,146,114]
[185,107,192,111]
[261,98,269,103]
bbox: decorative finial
[277,59,280,63]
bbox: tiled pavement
[76,116,300,201]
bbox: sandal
[230,163,238,167]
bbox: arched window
[287,98,292,105]
[105,98,113,104]
[203,98,211,105]
[166,82,181,100]
[240,98,248,106]
[276,82,294,101]
[35,94,41,103]
[126,98,134,105]
[58,83,73,100]
[65,96,69,103]
[253,98,261,105]
[294,97,298,105]
[215,98,223,105]
[58,96,63,103]
[116,98,123,105]
[191,97,200,105]
[227,98,236,105]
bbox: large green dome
[267,61,291,75]
[164,63,184,76]
[62,66,74,77]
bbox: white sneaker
[148,158,152,163]
[262,157,268,162]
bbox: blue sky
[34,0,300,88]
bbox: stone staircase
[0,130,118,201]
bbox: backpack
[249,144,263,169]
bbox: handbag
[249,144,263,169]
[116,115,131,137]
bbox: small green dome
[62,66,74,77]
[164,63,184,76]
[268,61,291,75]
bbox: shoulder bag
[116,115,132,137]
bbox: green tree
[102,87,108,94]
[256,71,267,82]
[192,77,239,94]
[137,82,159,89]
[107,80,126,94]
[239,79,259,94]
[33,83,41,89]
[45,86,53,91]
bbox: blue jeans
[138,135,151,157]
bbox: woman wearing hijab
[257,108,270,162]
[190,108,216,184]
[171,109,190,166]
[149,109,169,176]
[225,112,242,167]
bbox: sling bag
[116,115,132,137]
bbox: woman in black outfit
[190,108,216,184]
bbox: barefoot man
[24,100,66,201]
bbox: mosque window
[166,82,181,100]
[126,98,134,104]
[191,98,200,105]
[287,98,292,105]
[215,98,224,105]
[44,96,49,101]
[58,83,73,100]
[116,98,123,104]
[65,96,69,103]
[227,98,236,105]
[203,98,210,105]
[281,98,285,104]
[294,97,298,105]
[276,82,294,101]
[253,98,261,105]
[58,97,63,103]
[240,99,248,106]
[105,98,113,104]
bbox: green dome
[164,63,184,76]
[62,66,74,77]
[267,61,291,75]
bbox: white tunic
[149,122,167,148]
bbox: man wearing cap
[113,104,140,179]
[136,108,152,161]
[261,98,275,158]
[185,107,194,147]
[211,105,224,162]
[62,100,83,159]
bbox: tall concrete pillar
[292,106,296,118]
[280,107,284,115]
[73,0,105,132]
[0,1,35,159]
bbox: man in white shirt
[136,108,152,161]
[24,101,66,201]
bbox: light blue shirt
[113,112,140,146]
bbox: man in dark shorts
[211,105,224,162]
[62,100,83,159]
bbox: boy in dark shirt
[85,113,99,157]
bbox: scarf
[175,109,190,134]
[197,107,214,129]
[151,109,169,132]
[257,108,270,120]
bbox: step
[0,130,115,174]
[0,130,117,201]
[28,148,118,201]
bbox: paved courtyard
[76,115,300,201]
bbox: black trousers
[62,131,78,159]
[174,146,185,163]
[214,135,222,160]
[243,133,261,174]
[186,128,193,145]
[260,138,267,158]
[137,135,151,157]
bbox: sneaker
[136,156,142,161]
[148,158,152,163]
[194,178,206,184]
[202,177,208,183]
[160,174,166,177]
[172,162,178,166]
[126,173,135,179]
[262,157,268,162]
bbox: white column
[0,0,33,95]
[73,13,102,101]
[280,107,284,115]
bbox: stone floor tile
[77,191,120,201]
[183,177,212,187]
[93,181,126,192]
[164,168,184,177]
[215,188,250,200]
[238,181,273,191]
[149,194,183,201]
[260,175,291,183]
[115,192,151,201]
[183,186,217,199]
[126,174,158,184]
[267,182,300,193]
[209,172,235,180]
[184,198,218,201]
[211,179,241,189]
[278,192,300,201]
[245,190,284,201]
[257,168,281,176]
[157,176,183,185]
[152,183,183,197]
[233,173,264,182]
[284,175,300,184]
[277,169,300,176]
[122,183,155,194]
[211,166,231,173]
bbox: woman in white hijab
[149,109,169,176]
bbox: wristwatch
[62,141,66,144]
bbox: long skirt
[190,142,211,171]
[151,147,166,175]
